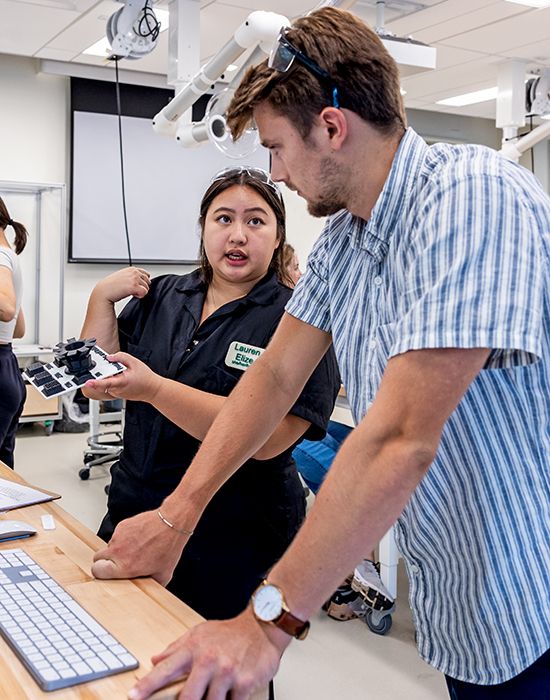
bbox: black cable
[114,58,133,267]
[137,0,161,40]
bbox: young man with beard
[123,8,550,700]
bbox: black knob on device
[54,337,97,376]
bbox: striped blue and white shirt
[286,127,550,684]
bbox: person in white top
[0,196,27,468]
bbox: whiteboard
[71,111,269,263]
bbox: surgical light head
[106,0,161,60]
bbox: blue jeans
[445,647,550,699]
[292,420,352,494]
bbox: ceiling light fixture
[83,7,169,58]
[83,37,111,57]
[436,86,498,107]
[504,0,550,7]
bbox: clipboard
[0,478,61,512]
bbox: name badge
[225,341,265,371]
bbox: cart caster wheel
[104,484,110,495]
[365,609,393,636]
[44,421,54,436]
[79,468,90,480]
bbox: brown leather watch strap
[274,610,310,640]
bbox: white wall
[280,186,325,273]
[0,56,193,339]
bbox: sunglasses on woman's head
[210,167,283,201]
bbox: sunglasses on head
[210,167,283,201]
[268,28,340,109]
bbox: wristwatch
[251,580,310,640]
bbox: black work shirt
[102,269,339,618]
[115,268,339,498]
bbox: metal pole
[58,184,66,341]
[34,193,42,343]
[376,0,385,31]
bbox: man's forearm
[266,346,490,621]
[161,352,304,525]
[268,426,431,621]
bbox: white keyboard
[0,548,138,691]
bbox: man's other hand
[128,608,291,700]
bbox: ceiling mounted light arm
[158,0,360,152]
[174,45,265,148]
[500,120,550,161]
[152,11,290,137]
[526,69,550,117]
[107,0,161,60]
[497,62,550,161]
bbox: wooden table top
[0,462,266,699]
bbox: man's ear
[319,107,348,151]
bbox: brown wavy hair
[227,7,406,142]
[198,169,293,287]
[0,196,28,254]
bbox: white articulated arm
[500,120,550,162]
[175,45,266,148]
[153,11,289,136]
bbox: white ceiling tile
[439,7,550,53]
[402,56,497,99]
[498,36,550,64]
[347,1,421,27]
[35,46,81,61]
[412,101,493,120]
[216,0,312,19]
[432,44,488,70]
[403,98,431,109]
[0,0,82,55]
[46,0,118,52]
[199,3,252,59]
[410,3,527,45]
[386,0,503,37]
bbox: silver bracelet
[157,510,194,537]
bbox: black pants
[98,461,306,621]
[0,344,25,469]
[446,647,550,699]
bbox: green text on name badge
[225,341,265,371]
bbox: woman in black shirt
[81,168,339,619]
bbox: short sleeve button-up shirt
[286,128,550,684]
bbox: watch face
[253,584,284,622]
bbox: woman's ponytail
[11,220,28,254]
[0,197,28,254]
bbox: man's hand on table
[128,608,291,700]
[92,509,187,585]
